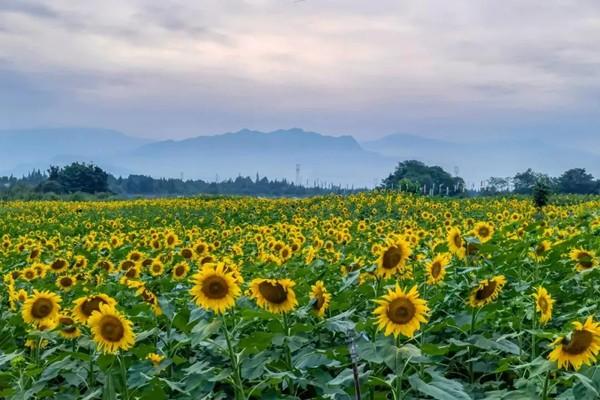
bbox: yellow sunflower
[310,280,331,318]
[72,294,118,324]
[373,285,429,338]
[172,262,190,281]
[147,352,165,366]
[189,263,240,313]
[149,259,165,277]
[58,315,81,339]
[533,287,554,325]
[249,278,298,314]
[472,222,494,243]
[376,238,412,278]
[22,290,62,326]
[56,275,77,291]
[548,317,600,370]
[469,275,507,308]
[49,258,69,273]
[447,227,465,259]
[530,240,551,262]
[88,304,135,354]
[569,249,598,272]
[426,253,450,285]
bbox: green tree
[382,160,464,195]
[42,163,109,194]
[557,168,598,194]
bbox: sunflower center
[60,277,73,287]
[175,265,185,276]
[478,227,489,237]
[201,275,229,299]
[431,262,441,278]
[453,234,462,248]
[59,316,74,325]
[382,246,402,269]
[51,260,66,270]
[387,297,416,324]
[258,281,288,304]
[538,297,548,313]
[475,281,497,300]
[562,330,593,355]
[181,249,193,259]
[535,244,546,256]
[99,315,125,342]
[82,297,108,317]
[31,298,53,319]
[579,260,593,269]
[313,293,325,310]
[62,326,77,334]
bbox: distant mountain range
[1,127,599,188]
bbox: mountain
[362,133,600,186]
[126,128,395,187]
[0,128,150,176]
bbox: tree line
[481,168,600,195]
[0,163,358,199]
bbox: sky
[1,0,599,150]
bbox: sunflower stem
[88,348,95,390]
[541,369,551,400]
[281,312,294,394]
[395,335,403,400]
[468,308,477,384]
[118,354,130,400]
[531,300,537,360]
[221,313,245,400]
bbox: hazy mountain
[0,128,150,176]
[362,133,600,187]
[2,127,599,188]
[126,128,395,187]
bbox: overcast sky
[1,0,599,149]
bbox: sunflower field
[1,193,600,399]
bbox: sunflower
[376,238,412,278]
[189,263,240,313]
[88,304,135,354]
[49,258,69,273]
[469,275,507,308]
[373,285,429,338]
[472,222,494,243]
[533,287,554,325]
[172,262,190,280]
[149,259,165,277]
[21,267,36,281]
[426,253,450,285]
[72,294,118,324]
[22,290,62,326]
[56,275,77,291]
[310,281,331,318]
[147,352,165,366]
[548,317,600,370]
[58,315,81,339]
[447,227,465,259]
[249,278,298,314]
[530,240,551,262]
[569,249,598,272]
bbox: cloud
[0,0,598,147]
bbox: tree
[382,160,464,195]
[513,169,554,194]
[557,168,598,194]
[41,163,109,194]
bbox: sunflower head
[88,304,135,354]
[249,278,298,314]
[426,253,450,285]
[548,317,600,370]
[22,290,62,326]
[373,285,429,338]
[310,280,331,318]
[72,294,118,324]
[447,227,465,259]
[469,275,507,308]
[569,249,597,272]
[533,286,554,325]
[189,263,240,313]
[376,238,412,279]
